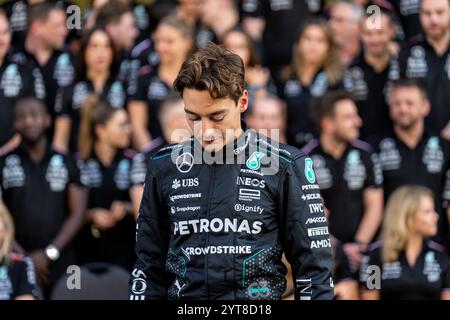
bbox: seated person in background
[0,203,38,300]
[360,186,450,300]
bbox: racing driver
[129,42,334,300]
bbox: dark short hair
[388,78,427,100]
[14,96,47,115]
[27,2,65,32]
[310,90,355,129]
[95,0,132,29]
[173,42,245,104]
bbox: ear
[239,90,249,113]
[94,124,106,140]
[422,98,431,118]
[44,113,51,130]
[322,117,333,134]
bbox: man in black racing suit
[129,43,334,300]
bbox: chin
[203,142,224,153]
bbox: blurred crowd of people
[1,0,450,300]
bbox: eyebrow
[184,107,228,117]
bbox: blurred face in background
[325,99,361,142]
[107,12,138,51]
[37,9,68,50]
[96,109,131,149]
[222,31,251,67]
[178,0,205,21]
[361,13,395,57]
[14,100,50,145]
[84,30,114,75]
[389,87,429,130]
[160,99,191,144]
[246,98,285,141]
[408,195,438,238]
[298,25,329,66]
[329,2,360,45]
[420,0,450,41]
[154,23,192,65]
[0,14,11,62]
[0,218,4,247]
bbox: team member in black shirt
[95,0,139,97]
[277,18,344,148]
[387,0,422,43]
[240,0,312,73]
[360,186,450,300]
[373,79,450,243]
[344,9,397,141]
[11,2,75,123]
[53,27,126,154]
[396,0,450,137]
[75,96,137,271]
[303,91,384,268]
[0,9,45,155]
[0,204,38,300]
[0,97,87,295]
[128,15,193,151]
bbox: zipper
[205,163,215,299]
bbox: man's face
[328,99,361,142]
[389,87,429,130]
[109,12,138,51]
[420,0,450,41]
[39,9,68,49]
[361,14,394,56]
[329,3,360,44]
[14,101,50,144]
[0,15,11,62]
[183,89,248,153]
[247,99,285,140]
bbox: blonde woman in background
[0,203,38,300]
[360,186,450,300]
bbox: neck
[394,121,424,149]
[24,137,47,163]
[427,30,450,56]
[94,141,117,166]
[320,133,347,159]
[159,61,183,84]
[340,39,361,65]
[405,233,424,260]
[297,63,321,85]
[25,36,52,65]
[365,50,391,72]
[87,70,109,93]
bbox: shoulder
[122,148,137,161]
[349,140,378,163]
[0,147,22,166]
[253,132,307,164]
[147,138,195,175]
[425,240,449,257]
[301,139,321,156]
